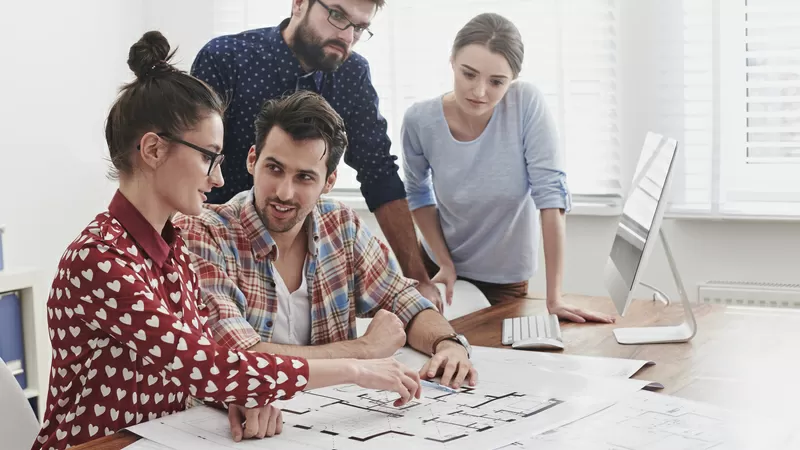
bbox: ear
[137,132,167,170]
[292,0,306,17]
[246,145,258,175]
[321,168,337,194]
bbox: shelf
[23,388,39,399]
[0,268,39,293]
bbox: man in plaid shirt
[175,91,476,389]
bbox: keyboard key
[503,314,563,345]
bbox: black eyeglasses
[316,0,374,42]
[137,133,225,176]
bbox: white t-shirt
[270,259,311,345]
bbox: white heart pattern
[97,260,112,273]
[276,371,288,385]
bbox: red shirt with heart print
[33,191,310,450]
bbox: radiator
[697,281,800,309]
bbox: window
[670,0,800,218]
[211,0,623,204]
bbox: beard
[258,197,311,234]
[292,17,350,71]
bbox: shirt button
[266,320,273,328]
[270,281,276,287]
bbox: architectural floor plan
[498,390,797,450]
[129,383,608,450]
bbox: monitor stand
[613,228,698,345]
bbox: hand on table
[228,404,283,442]
[547,298,616,323]
[420,341,477,389]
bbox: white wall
[1,2,150,404]
[0,1,150,279]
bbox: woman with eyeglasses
[34,31,421,450]
[401,13,616,323]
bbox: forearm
[250,339,369,360]
[306,359,358,390]
[405,309,456,355]
[374,199,431,282]
[541,208,566,304]
[411,206,454,269]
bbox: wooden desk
[73,295,800,449]
[451,295,800,413]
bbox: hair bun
[128,31,175,80]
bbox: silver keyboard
[502,314,562,345]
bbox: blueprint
[496,390,798,450]
[468,346,653,378]
[394,346,660,398]
[128,383,609,450]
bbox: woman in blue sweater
[401,13,614,323]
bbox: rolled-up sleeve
[521,84,573,212]
[350,212,435,325]
[401,109,437,211]
[344,62,406,212]
[176,216,261,351]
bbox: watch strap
[431,333,460,354]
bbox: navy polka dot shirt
[190,18,405,211]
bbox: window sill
[323,191,624,217]
[666,210,800,224]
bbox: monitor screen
[609,134,677,291]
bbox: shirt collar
[108,190,177,268]
[240,189,320,261]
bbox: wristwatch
[431,333,472,358]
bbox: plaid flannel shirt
[174,190,435,350]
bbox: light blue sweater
[401,82,572,284]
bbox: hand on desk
[228,404,283,442]
[548,298,616,324]
[421,340,478,389]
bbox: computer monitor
[603,132,697,344]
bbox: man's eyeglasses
[137,133,225,176]
[316,0,374,42]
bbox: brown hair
[253,91,348,177]
[104,31,225,179]
[452,13,524,78]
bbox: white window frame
[716,0,800,216]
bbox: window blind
[671,0,800,217]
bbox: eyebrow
[461,64,510,79]
[264,156,320,178]
[328,2,371,27]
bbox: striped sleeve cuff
[211,317,262,351]
[392,289,437,327]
